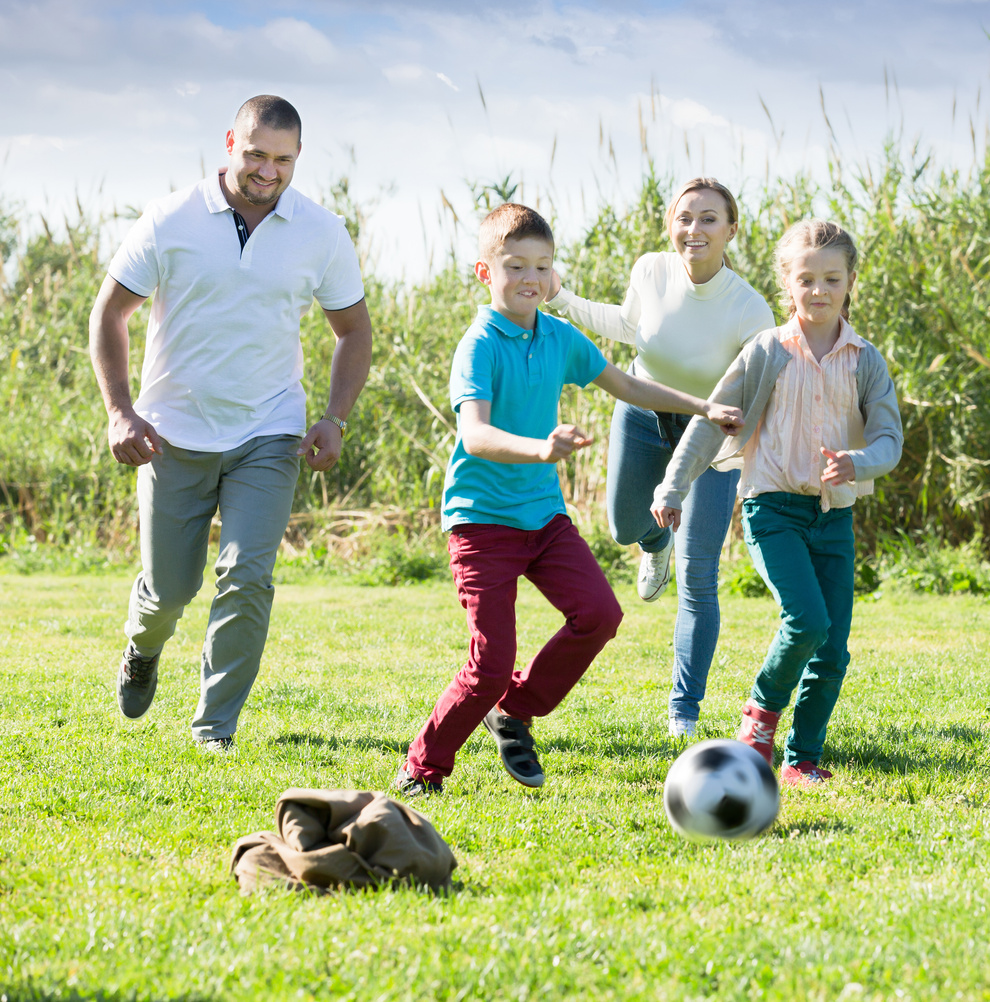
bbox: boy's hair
[478,203,554,262]
[664,177,739,271]
[235,95,302,142]
[774,219,859,320]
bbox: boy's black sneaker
[483,708,545,788]
[394,764,442,798]
[117,646,160,719]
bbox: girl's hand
[545,268,562,302]
[821,447,855,485]
[703,401,744,436]
[651,503,681,531]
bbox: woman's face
[668,189,737,277]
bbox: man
[89,95,372,750]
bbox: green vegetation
[1,571,988,1000]
[2,143,989,569]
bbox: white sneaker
[668,717,697,738]
[637,538,674,601]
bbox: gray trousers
[125,434,301,740]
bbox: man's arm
[459,400,593,464]
[298,298,374,472]
[89,275,162,466]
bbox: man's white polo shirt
[109,170,365,452]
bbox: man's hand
[108,407,163,466]
[538,424,593,462]
[821,447,855,485]
[703,401,744,436]
[298,418,343,471]
[651,503,681,531]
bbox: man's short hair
[478,203,554,262]
[234,95,302,142]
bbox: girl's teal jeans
[742,493,855,766]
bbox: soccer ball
[663,739,779,841]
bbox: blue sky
[1,0,988,280]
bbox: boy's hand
[703,401,744,436]
[651,502,681,531]
[539,424,593,462]
[821,447,855,485]
[545,268,562,303]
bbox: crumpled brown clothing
[230,788,457,894]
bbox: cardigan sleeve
[849,345,903,482]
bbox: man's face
[224,118,300,209]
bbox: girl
[546,178,775,738]
[652,219,902,785]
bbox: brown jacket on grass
[230,788,457,894]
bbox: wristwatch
[323,413,347,436]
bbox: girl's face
[784,247,855,333]
[668,189,737,280]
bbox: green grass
[1,569,989,1001]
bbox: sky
[1,0,989,283]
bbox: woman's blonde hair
[774,219,859,319]
[664,177,740,270]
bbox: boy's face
[475,235,553,330]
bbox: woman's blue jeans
[606,398,739,723]
[742,493,855,766]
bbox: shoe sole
[482,715,545,788]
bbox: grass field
[1,568,988,1001]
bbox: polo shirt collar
[476,304,546,339]
[204,169,296,221]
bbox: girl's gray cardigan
[653,328,903,512]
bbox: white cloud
[0,1,987,282]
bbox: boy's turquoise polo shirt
[442,305,608,531]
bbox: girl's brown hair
[774,219,859,319]
[664,177,740,270]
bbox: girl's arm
[847,348,904,481]
[459,399,594,464]
[545,269,639,345]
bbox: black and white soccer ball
[663,739,779,841]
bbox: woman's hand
[545,268,562,302]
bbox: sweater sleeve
[849,346,903,482]
[545,262,642,345]
[652,354,750,511]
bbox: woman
[546,177,774,736]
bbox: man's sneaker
[394,764,442,797]
[637,537,675,601]
[737,699,781,765]
[117,646,160,719]
[482,708,545,788]
[668,716,697,738]
[195,736,235,753]
[781,761,833,787]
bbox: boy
[395,204,743,796]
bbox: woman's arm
[545,268,639,345]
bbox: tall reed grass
[1,141,988,564]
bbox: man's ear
[475,260,491,286]
[225,129,235,155]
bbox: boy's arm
[460,400,594,464]
[592,362,743,433]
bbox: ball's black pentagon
[693,745,733,773]
[712,793,748,829]
[665,785,690,828]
